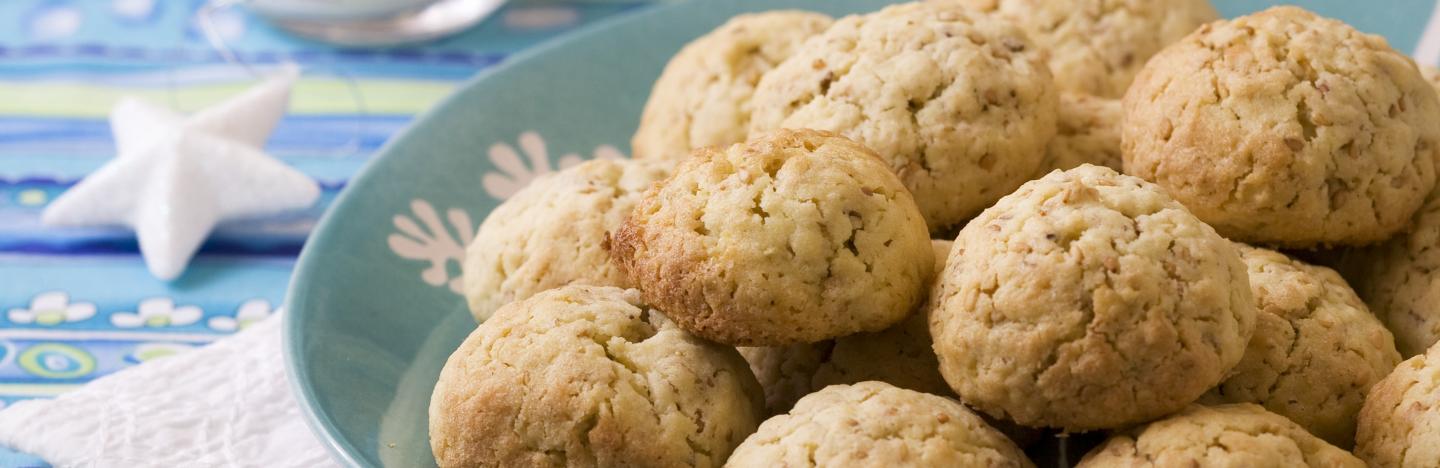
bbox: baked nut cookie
[930,165,1255,431]
[1123,6,1440,248]
[428,285,763,467]
[956,0,1219,98]
[460,159,670,322]
[739,239,954,414]
[749,1,1058,232]
[1078,404,1365,467]
[1349,192,1440,357]
[1200,245,1401,447]
[631,11,833,161]
[1356,342,1440,467]
[1042,93,1123,172]
[725,382,1034,468]
[612,129,933,346]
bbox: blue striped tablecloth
[0,1,649,465]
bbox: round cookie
[739,239,954,414]
[460,159,670,322]
[749,1,1058,232]
[957,0,1218,98]
[428,285,763,467]
[1200,245,1401,447]
[631,11,833,161]
[612,129,933,346]
[1349,191,1440,357]
[929,165,1255,431]
[1078,404,1366,467]
[1356,342,1440,467]
[725,382,1034,468]
[1041,93,1123,173]
[1123,6,1440,248]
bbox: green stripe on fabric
[0,78,456,117]
[0,383,80,397]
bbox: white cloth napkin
[0,316,336,468]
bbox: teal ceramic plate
[284,1,1436,466]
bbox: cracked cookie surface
[748,1,1057,232]
[955,0,1218,98]
[929,165,1255,431]
[1200,245,1400,447]
[1078,404,1365,467]
[1356,342,1440,467]
[1122,6,1440,248]
[613,129,933,346]
[631,11,833,161]
[1351,175,1440,357]
[428,286,764,468]
[724,382,1034,467]
[1042,93,1124,173]
[461,159,671,322]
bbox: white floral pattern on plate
[110,297,203,328]
[392,131,621,295]
[7,291,95,326]
[481,131,623,199]
[388,199,475,294]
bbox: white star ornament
[43,67,319,280]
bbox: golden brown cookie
[1123,6,1440,248]
[460,159,670,322]
[1041,93,1123,173]
[631,11,833,161]
[613,129,933,346]
[428,286,763,468]
[1346,163,1440,358]
[1078,404,1365,467]
[955,0,1219,98]
[725,382,1034,467]
[1356,342,1440,467]
[1200,245,1401,447]
[930,165,1255,431]
[749,1,1058,232]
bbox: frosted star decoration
[43,66,319,280]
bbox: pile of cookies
[428,1,1440,466]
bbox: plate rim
[279,2,677,466]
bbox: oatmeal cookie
[1200,245,1401,447]
[428,286,763,468]
[725,382,1033,467]
[1078,404,1365,467]
[1123,6,1440,247]
[956,0,1219,98]
[1348,191,1440,357]
[1356,342,1440,467]
[930,165,1255,431]
[749,1,1058,232]
[1042,93,1123,172]
[613,129,932,346]
[460,159,670,321]
[631,11,833,161]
